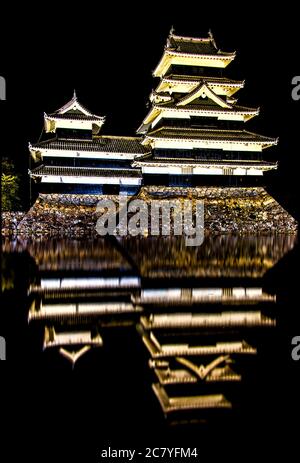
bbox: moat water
[2,233,300,447]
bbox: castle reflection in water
[2,234,297,425]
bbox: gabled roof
[167,30,219,55]
[165,29,235,55]
[46,90,105,122]
[177,82,231,108]
[153,32,236,77]
[165,30,235,57]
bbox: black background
[1,4,300,461]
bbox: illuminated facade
[135,30,278,186]
[29,91,148,195]
[28,31,279,197]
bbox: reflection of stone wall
[1,187,297,237]
[122,234,297,278]
[1,212,26,236]
[24,238,130,271]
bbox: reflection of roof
[153,383,232,413]
[29,301,142,321]
[31,136,149,154]
[30,276,140,295]
[153,363,241,384]
[146,127,277,144]
[140,311,275,329]
[30,165,142,178]
[44,326,103,349]
[143,332,256,357]
[135,288,275,306]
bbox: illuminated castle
[29,31,278,196]
[134,29,278,186]
[28,91,148,196]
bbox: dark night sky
[1,6,300,214]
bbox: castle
[29,30,278,195]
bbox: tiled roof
[146,127,277,144]
[48,92,104,120]
[168,36,234,56]
[154,102,258,113]
[169,37,217,54]
[30,165,142,178]
[47,113,103,121]
[32,136,149,154]
[161,75,244,86]
[134,157,277,168]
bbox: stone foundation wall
[37,194,107,206]
[1,187,297,237]
[140,187,298,233]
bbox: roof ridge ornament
[166,26,175,50]
[208,29,218,49]
[73,89,77,100]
